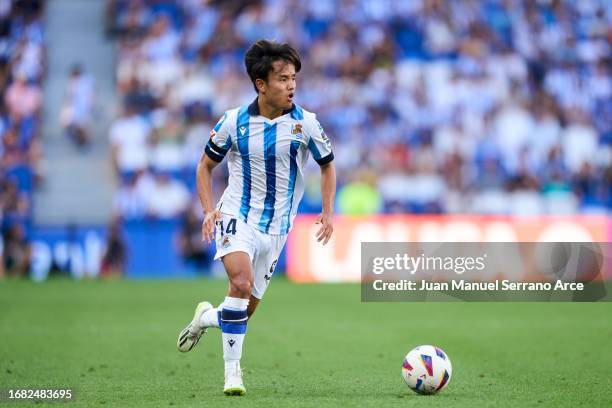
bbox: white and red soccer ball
[402,345,452,395]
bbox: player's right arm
[196,153,221,243]
[197,111,233,243]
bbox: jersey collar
[247,97,296,117]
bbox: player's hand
[201,210,221,244]
[314,212,334,245]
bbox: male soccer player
[176,39,336,396]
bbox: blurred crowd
[105,0,611,221]
[0,0,45,277]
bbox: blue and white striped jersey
[204,99,334,235]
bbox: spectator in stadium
[100,219,127,278]
[60,64,96,148]
[149,110,187,174]
[1,223,30,277]
[4,73,42,119]
[109,102,151,180]
[178,204,210,271]
[144,171,190,219]
[338,170,382,216]
[113,170,149,220]
[0,178,30,226]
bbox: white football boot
[177,301,213,352]
[223,360,246,396]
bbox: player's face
[261,60,296,111]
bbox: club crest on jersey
[292,124,303,140]
[292,124,303,135]
[222,236,231,249]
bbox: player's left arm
[306,116,336,245]
[316,161,336,245]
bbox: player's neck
[257,98,283,120]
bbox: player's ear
[255,78,266,94]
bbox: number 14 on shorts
[218,218,237,236]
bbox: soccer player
[176,39,336,396]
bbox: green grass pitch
[1,278,611,407]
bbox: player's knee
[230,277,252,298]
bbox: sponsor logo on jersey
[321,131,331,148]
[239,126,246,135]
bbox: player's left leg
[220,232,285,395]
[177,301,214,352]
[190,293,259,333]
[248,233,286,316]
[219,250,253,396]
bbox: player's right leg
[176,214,250,353]
[177,300,214,352]
[176,289,252,353]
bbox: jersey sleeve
[305,116,334,166]
[204,111,233,162]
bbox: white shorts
[214,213,287,299]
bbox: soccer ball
[401,345,452,395]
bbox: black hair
[244,40,301,93]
